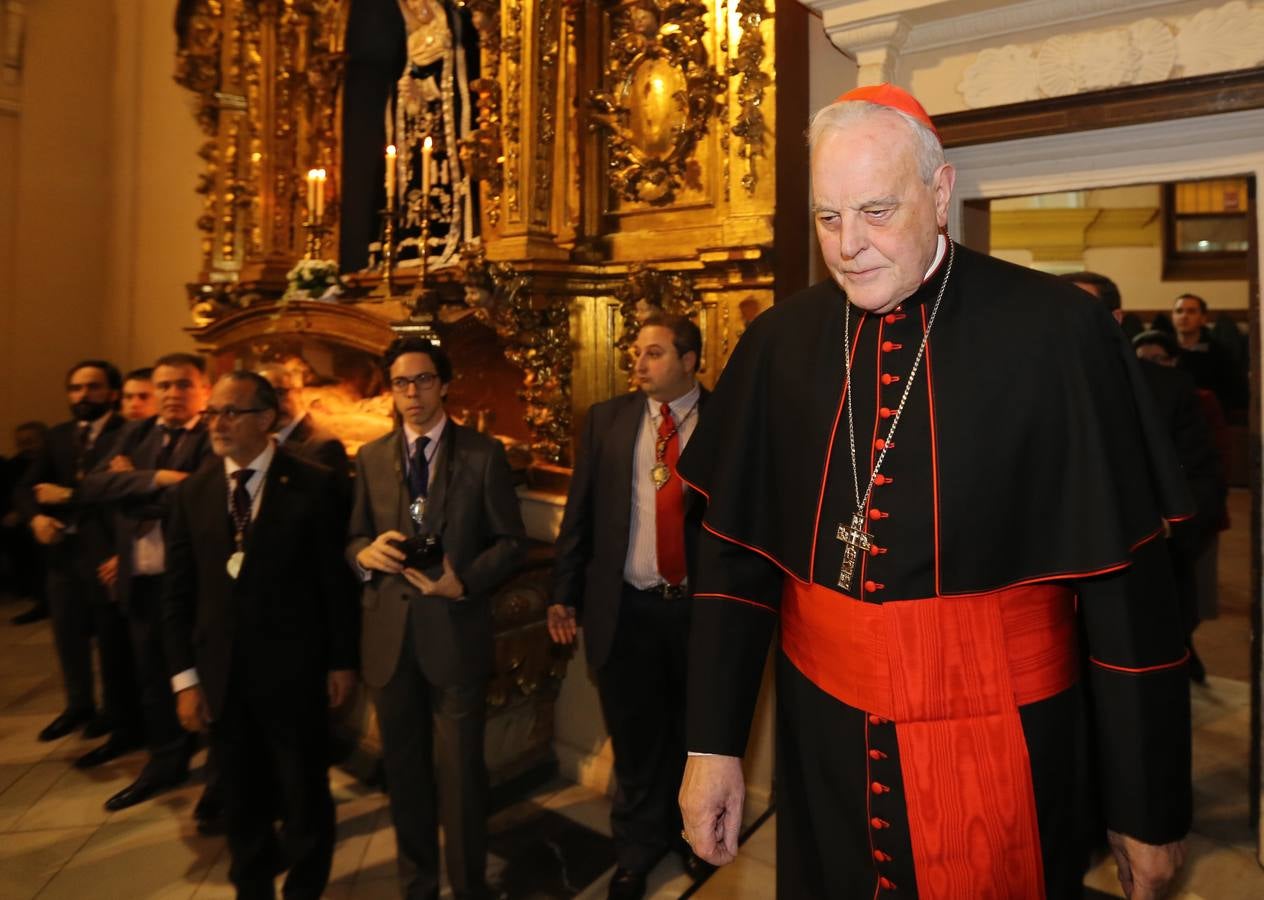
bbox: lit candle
[314,169,327,221]
[385,145,397,210]
[306,169,318,220]
[422,136,433,203]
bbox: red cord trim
[693,592,777,614]
[1090,649,1190,675]
[809,310,867,584]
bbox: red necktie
[655,403,687,586]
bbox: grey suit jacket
[347,421,525,689]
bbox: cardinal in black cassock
[676,84,1192,900]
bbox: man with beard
[69,353,215,808]
[17,361,128,742]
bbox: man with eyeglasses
[163,371,358,900]
[69,352,215,811]
[347,336,525,900]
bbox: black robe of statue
[677,242,1193,899]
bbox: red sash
[781,581,1078,899]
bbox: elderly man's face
[811,114,954,314]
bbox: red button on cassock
[871,782,889,795]
[868,714,882,725]
[878,876,896,890]
[874,474,893,486]
[881,341,903,352]
[870,817,889,829]
[874,850,892,862]
[869,544,887,557]
[881,373,901,385]
[864,580,884,592]
[868,749,886,760]
[873,438,886,450]
[884,312,905,324]
[879,407,893,419]
[868,508,888,521]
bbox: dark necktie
[230,469,255,542]
[409,436,431,501]
[655,403,687,586]
[155,425,186,470]
[74,422,92,481]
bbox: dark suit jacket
[281,414,350,476]
[552,388,708,669]
[75,416,215,607]
[16,414,126,573]
[161,448,359,719]
[347,421,526,689]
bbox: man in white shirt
[548,314,710,900]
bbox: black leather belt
[625,582,689,601]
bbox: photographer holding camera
[348,336,525,900]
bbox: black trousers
[91,585,141,738]
[214,665,335,900]
[595,584,690,874]
[45,559,96,715]
[372,614,488,900]
[127,575,189,776]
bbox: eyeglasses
[204,406,267,423]
[390,373,440,393]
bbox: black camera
[390,533,445,579]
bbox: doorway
[947,108,1264,871]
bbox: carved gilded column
[485,0,569,260]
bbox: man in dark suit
[17,361,128,742]
[549,314,710,900]
[163,371,358,900]
[71,352,215,804]
[347,336,525,900]
[257,363,349,476]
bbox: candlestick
[385,145,397,211]
[314,169,326,222]
[306,169,318,221]
[422,136,433,204]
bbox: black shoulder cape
[677,243,1193,595]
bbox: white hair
[807,100,946,185]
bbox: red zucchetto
[834,83,939,140]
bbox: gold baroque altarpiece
[173,0,808,787]
[174,0,809,468]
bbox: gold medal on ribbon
[226,551,244,580]
[651,462,671,489]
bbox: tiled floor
[2,484,1261,900]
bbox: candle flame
[423,136,433,150]
[307,169,319,180]
[386,145,397,158]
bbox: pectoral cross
[836,512,872,591]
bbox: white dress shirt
[133,415,202,576]
[171,442,275,694]
[623,383,701,589]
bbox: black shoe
[607,868,647,900]
[194,788,223,835]
[38,709,93,742]
[104,769,188,812]
[10,604,48,625]
[82,715,112,740]
[74,733,143,769]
